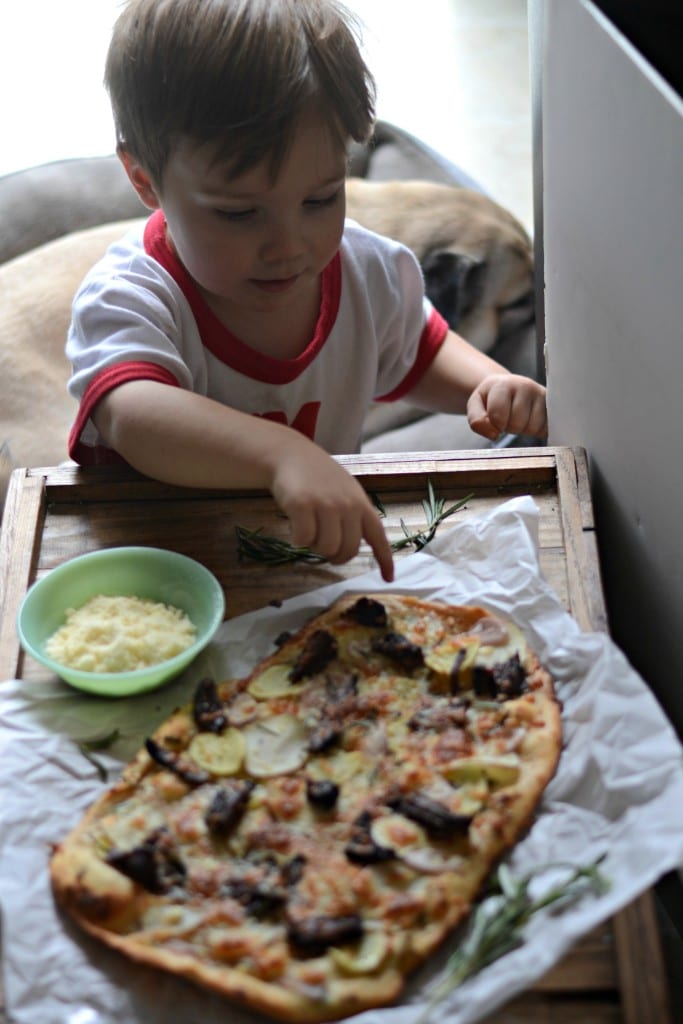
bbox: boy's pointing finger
[363,510,394,583]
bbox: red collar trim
[143,210,340,384]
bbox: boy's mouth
[251,274,300,294]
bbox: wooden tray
[0,446,672,1022]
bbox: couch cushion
[0,156,146,264]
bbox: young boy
[66,0,547,583]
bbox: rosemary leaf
[393,489,474,552]
[235,525,327,565]
[77,748,109,781]
[79,728,121,751]
[371,492,387,517]
[414,857,609,1024]
[76,729,121,781]
[235,484,474,565]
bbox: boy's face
[124,115,348,332]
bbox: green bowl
[17,546,225,697]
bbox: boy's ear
[118,148,161,210]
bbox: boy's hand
[467,373,547,441]
[269,446,395,582]
[93,381,394,579]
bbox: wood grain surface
[0,447,672,1023]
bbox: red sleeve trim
[68,360,179,465]
[375,308,449,403]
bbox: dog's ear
[421,250,486,330]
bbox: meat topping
[145,737,210,786]
[282,853,307,887]
[324,669,358,704]
[306,778,340,809]
[287,914,364,955]
[192,677,227,733]
[387,791,473,839]
[307,718,342,754]
[289,630,338,682]
[371,631,425,672]
[219,852,306,918]
[345,597,388,628]
[472,654,527,700]
[408,698,470,732]
[224,877,288,919]
[345,810,396,864]
[107,827,186,894]
[205,780,255,836]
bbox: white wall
[533,0,683,736]
[0,1,534,230]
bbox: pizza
[50,593,562,1022]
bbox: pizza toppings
[145,737,210,786]
[370,812,425,853]
[248,665,306,700]
[289,629,337,681]
[225,690,259,726]
[387,790,473,840]
[305,778,340,809]
[445,754,521,786]
[193,677,228,733]
[371,631,425,671]
[286,913,364,955]
[242,714,309,777]
[187,729,245,776]
[344,596,388,628]
[205,780,255,835]
[472,654,527,700]
[50,593,561,1024]
[345,811,396,865]
[370,814,467,875]
[307,717,342,754]
[408,697,470,732]
[467,614,510,646]
[329,928,389,974]
[106,826,186,894]
[225,875,289,920]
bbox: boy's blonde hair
[105,0,376,185]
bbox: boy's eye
[304,189,342,209]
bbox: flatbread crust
[50,593,561,1022]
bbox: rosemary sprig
[235,481,473,565]
[235,525,328,565]
[414,857,610,1024]
[392,483,474,551]
[76,728,121,781]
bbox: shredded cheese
[46,594,196,673]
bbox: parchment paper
[1,496,682,1024]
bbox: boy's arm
[404,330,547,440]
[92,380,394,581]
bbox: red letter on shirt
[256,401,320,440]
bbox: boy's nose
[261,218,304,264]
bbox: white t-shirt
[66,210,448,464]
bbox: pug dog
[0,220,139,512]
[345,177,539,448]
[346,177,535,355]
